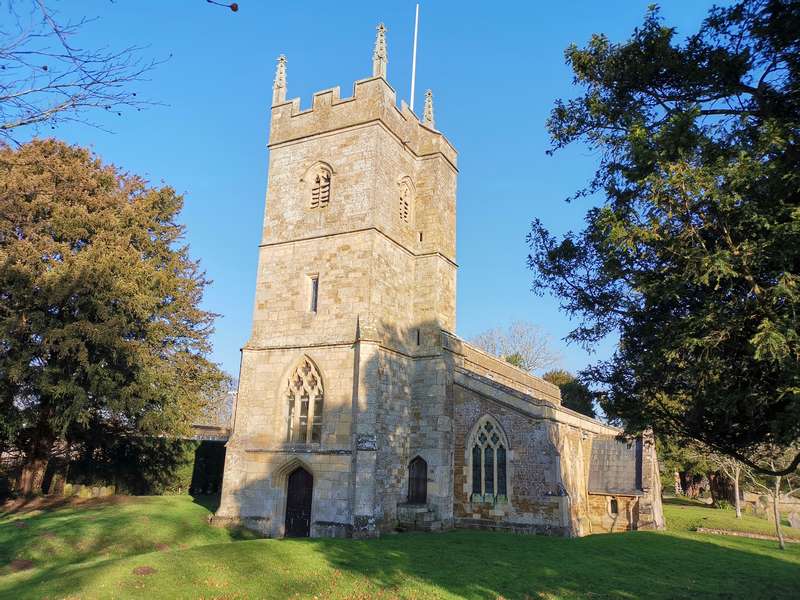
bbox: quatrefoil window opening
[286,358,324,443]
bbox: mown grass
[664,496,797,538]
[1,495,798,599]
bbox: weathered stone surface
[216,28,664,539]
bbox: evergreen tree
[0,140,225,493]
[542,369,596,418]
[528,0,799,474]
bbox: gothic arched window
[469,416,509,502]
[310,167,331,209]
[286,357,324,443]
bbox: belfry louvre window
[310,169,331,208]
[469,417,509,501]
[286,358,324,443]
[400,184,411,223]
[399,182,411,223]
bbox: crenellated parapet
[269,77,457,169]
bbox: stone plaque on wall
[588,436,643,495]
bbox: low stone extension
[396,504,445,532]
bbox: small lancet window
[310,168,331,209]
[286,358,324,443]
[469,417,509,502]
[308,275,319,313]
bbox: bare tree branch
[0,0,163,143]
[469,321,562,373]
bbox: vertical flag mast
[410,3,420,112]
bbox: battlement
[269,76,457,169]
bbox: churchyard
[1,495,798,599]
[1,1,799,598]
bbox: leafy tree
[528,0,799,475]
[0,139,225,494]
[542,369,596,418]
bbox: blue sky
[34,1,723,378]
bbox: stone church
[215,24,665,538]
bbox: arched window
[469,416,509,502]
[408,456,427,504]
[286,357,324,443]
[310,167,331,209]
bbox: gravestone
[789,511,800,530]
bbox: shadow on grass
[309,529,800,599]
[5,527,798,600]
[190,492,220,513]
[0,496,230,578]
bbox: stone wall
[443,333,560,404]
[453,385,569,536]
[449,351,664,537]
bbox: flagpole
[410,3,420,112]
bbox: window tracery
[286,357,324,443]
[469,416,509,502]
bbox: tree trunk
[733,464,741,519]
[18,456,49,496]
[18,432,55,496]
[673,471,682,496]
[680,472,699,498]
[773,475,785,551]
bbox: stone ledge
[455,518,570,538]
[209,515,271,537]
[695,527,800,543]
[243,447,352,455]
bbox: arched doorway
[285,467,313,537]
[408,456,427,504]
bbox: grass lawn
[1,496,798,599]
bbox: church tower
[216,24,458,538]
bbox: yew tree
[542,369,596,419]
[528,0,799,474]
[0,139,224,494]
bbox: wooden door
[408,456,427,504]
[285,467,313,537]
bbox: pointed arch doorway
[408,456,427,504]
[285,467,313,537]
